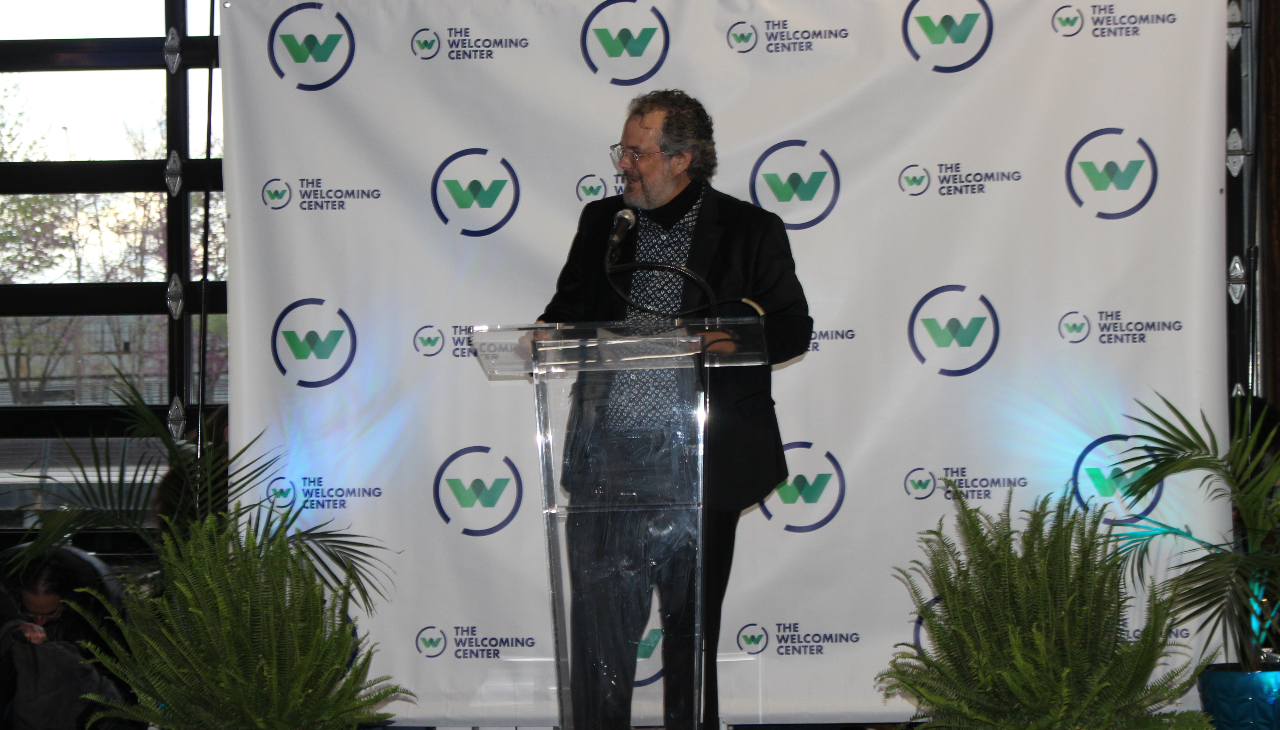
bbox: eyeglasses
[610,143,666,166]
[22,604,62,622]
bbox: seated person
[1,548,127,730]
[12,548,110,647]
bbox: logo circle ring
[432,446,524,537]
[904,468,937,499]
[737,623,769,654]
[415,626,447,658]
[261,179,292,209]
[1058,311,1090,343]
[267,2,356,91]
[411,28,441,59]
[635,644,663,686]
[898,165,930,196]
[267,476,297,510]
[1065,128,1158,220]
[727,22,759,52]
[270,298,358,388]
[1071,434,1163,525]
[1052,6,1084,36]
[902,0,993,73]
[913,596,942,648]
[748,140,841,231]
[580,0,670,86]
[413,326,445,356]
[576,174,608,202]
[430,148,521,237]
[907,285,1000,376]
[757,442,845,532]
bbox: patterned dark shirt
[603,187,704,431]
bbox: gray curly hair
[627,89,717,183]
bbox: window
[0,0,225,442]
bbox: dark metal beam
[1260,0,1280,399]
[0,36,217,72]
[0,159,221,195]
[0,282,226,317]
[0,406,166,439]
[167,0,193,415]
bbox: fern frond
[74,515,413,730]
[877,492,1212,730]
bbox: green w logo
[279,34,343,63]
[731,32,754,44]
[282,330,344,360]
[265,189,287,200]
[446,478,509,508]
[636,629,662,659]
[593,28,657,57]
[922,318,985,348]
[420,637,442,649]
[271,487,292,500]
[909,478,932,491]
[444,180,507,209]
[763,172,827,202]
[915,14,980,44]
[740,632,765,645]
[903,175,926,187]
[581,184,602,197]
[1078,161,1145,191]
[1085,466,1150,498]
[776,474,831,504]
[418,335,440,348]
[416,38,436,50]
[1058,15,1080,27]
[1063,322,1086,334]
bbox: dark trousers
[567,505,739,730]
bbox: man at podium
[538,89,811,729]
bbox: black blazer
[539,186,812,511]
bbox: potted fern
[1111,395,1280,729]
[878,493,1210,729]
[75,513,408,729]
[6,380,411,727]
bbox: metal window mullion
[1240,0,1261,398]
[1226,0,1258,407]
[1244,0,1264,399]
[165,0,190,420]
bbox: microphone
[607,208,636,249]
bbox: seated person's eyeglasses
[610,143,666,166]
[22,604,63,622]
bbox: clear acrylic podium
[472,318,765,730]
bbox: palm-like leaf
[1112,394,1280,671]
[245,499,394,616]
[5,377,392,613]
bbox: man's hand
[15,622,45,644]
[701,331,737,355]
[515,321,552,363]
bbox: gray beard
[623,174,678,210]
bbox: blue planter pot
[1198,664,1280,729]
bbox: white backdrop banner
[222,0,1229,725]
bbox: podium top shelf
[470,317,766,379]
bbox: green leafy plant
[878,493,1210,730]
[74,513,409,729]
[10,378,390,613]
[1112,395,1280,672]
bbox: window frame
[0,0,224,438]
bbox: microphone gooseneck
[603,206,741,319]
[607,208,637,253]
